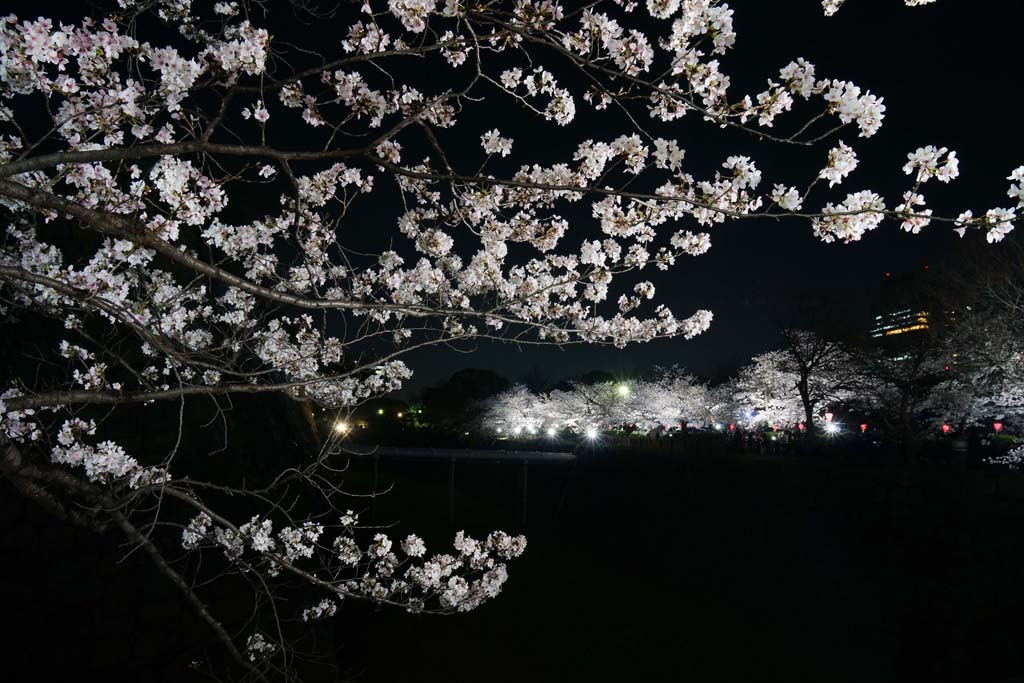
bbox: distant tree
[732,351,804,428]
[552,380,633,431]
[778,329,858,432]
[479,384,547,435]
[631,367,711,428]
[848,341,952,446]
[930,310,1024,433]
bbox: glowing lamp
[728,423,735,432]
[825,423,840,434]
[993,421,1004,433]
[797,422,805,432]
[617,384,630,397]
[585,427,598,440]
[546,427,556,437]
[859,423,867,433]
[333,421,350,435]
[397,412,403,418]
[824,412,834,423]
[941,424,951,434]
[377,408,384,416]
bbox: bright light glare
[546,427,556,437]
[333,421,350,435]
[497,427,503,433]
[825,422,840,434]
[585,427,598,439]
[714,423,723,431]
[617,384,630,397]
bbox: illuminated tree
[732,351,804,428]
[480,384,550,435]
[779,329,857,432]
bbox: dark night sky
[396,0,1023,394]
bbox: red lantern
[993,421,1004,433]
[797,422,806,431]
[824,412,834,423]
[941,423,951,434]
[728,423,735,432]
[859,423,868,433]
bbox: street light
[617,384,630,397]
[585,427,598,439]
[546,427,556,437]
[333,421,350,435]
[825,423,840,434]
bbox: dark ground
[6,449,1024,682]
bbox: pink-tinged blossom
[895,191,932,233]
[819,141,858,187]
[481,129,513,157]
[821,80,885,137]
[389,0,437,33]
[302,599,339,621]
[812,191,886,243]
[402,534,427,557]
[771,185,803,211]
[903,146,959,183]
[1007,167,1024,208]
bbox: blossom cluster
[179,506,527,618]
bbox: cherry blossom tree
[480,383,552,435]
[849,342,953,444]
[551,380,635,431]
[731,351,804,428]
[0,0,1020,677]
[630,367,712,428]
[483,368,712,435]
[928,292,1024,433]
[778,328,857,432]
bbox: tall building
[869,308,931,339]
[867,267,954,360]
